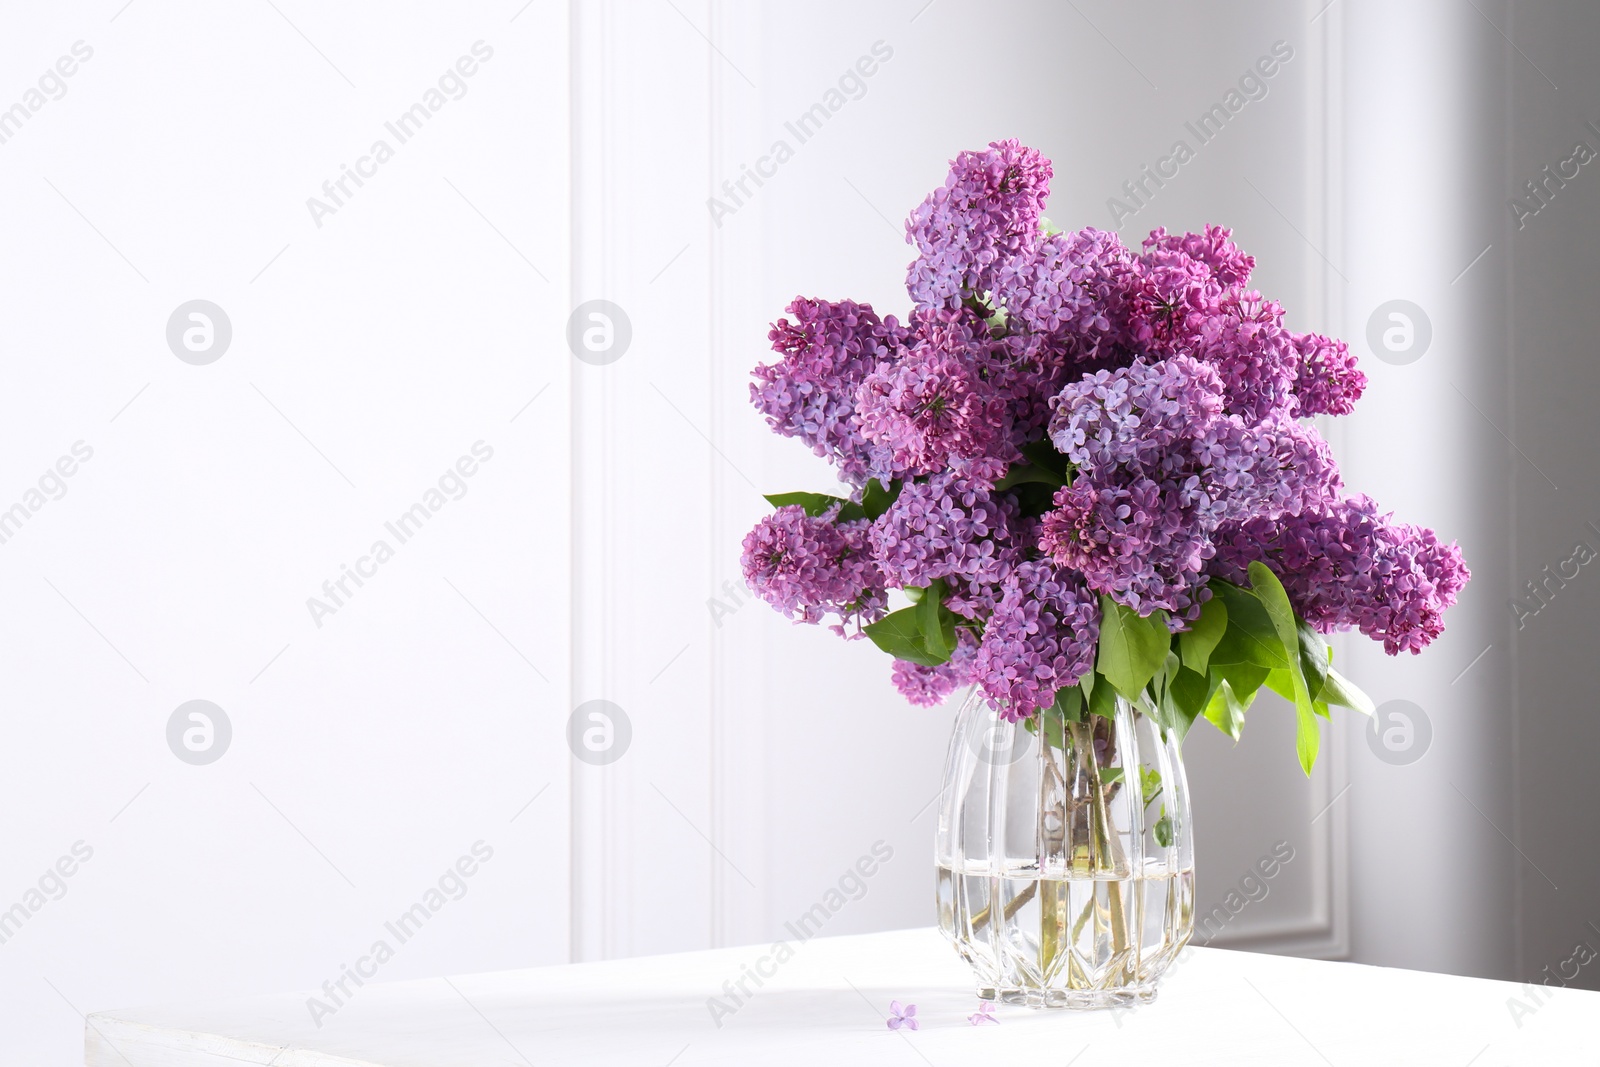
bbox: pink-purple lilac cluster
[752,298,912,485]
[740,505,887,637]
[743,140,1468,719]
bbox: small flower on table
[887,1001,918,1031]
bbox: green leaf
[1052,684,1085,724]
[1084,671,1119,720]
[1153,811,1174,848]
[1020,439,1075,479]
[1247,562,1320,776]
[1297,621,1330,703]
[1265,668,1328,712]
[996,442,1076,493]
[863,607,945,667]
[1100,765,1125,785]
[1202,679,1248,740]
[1025,686,1079,750]
[1170,665,1219,725]
[1140,766,1164,805]
[1154,652,1206,741]
[1096,597,1172,702]
[1209,582,1290,670]
[763,491,851,517]
[1009,481,1064,519]
[859,478,900,520]
[901,585,924,605]
[1037,709,1065,752]
[1180,596,1228,675]
[1214,661,1268,707]
[1147,686,1175,736]
[765,481,899,523]
[917,579,952,661]
[1319,666,1376,716]
[1165,694,1204,742]
[995,463,1067,490]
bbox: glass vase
[935,686,1195,1009]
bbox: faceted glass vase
[935,687,1195,1009]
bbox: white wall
[0,3,570,1062]
[1500,0,1600,989]
[1339,0,1516,980]
[3,0,1590,1062]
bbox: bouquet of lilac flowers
[742,141,1468,773]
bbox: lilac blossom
[892,629,980,707]
[856,313,1014,481]
[869,472,1019,618]
[744,142,1467,720]
[1212,497,1470,655]
[905,140,1052,309]
[1037,478,1213,618]
[1290,331,1367,416]
[751,297,911,485]
[1049,356,1227,476]
[1043,357,1345,616]
[992,227,1132,358]
[741,506,887,636]
[973,562,1101,720]
[1184,290,1301,420]
[1143,225,1254,289]
[1108,238,1300,420]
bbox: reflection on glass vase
[935,686,1195,1009]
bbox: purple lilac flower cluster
[744,140,1468,720]
[1039,356,1344,619]
[740,506,887,637]
[856,312,1016,481]
[1212,497,1470,655]
[869,472,1023,621]
[752,298,912,485]
[971,562,1101,716]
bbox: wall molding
[1208,0,1351,962]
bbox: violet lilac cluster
[742,140,1468,719]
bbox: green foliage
[763,478,1377,778]
[1078,570,1371,775]
[1140,766,1163,806]
[1096,597,1171,701]
[762,491,850,517]
[1179,595,1227,675]
[1083,671,1118,721]
[858,478,900,520]
[863,576,956,667]
[1021,439,1075,479]
[764,479,900,523]
[1319,666,1376,717]
[1168,664,1219,735]
[1202,679,1249,740]
[1052,684,1085,724]
[1208,581,1291,670]
[1247,562,1321,777]
[995,443,1076,510]
[994,463,1067,490]
[917,578,954,660]
[862,607,942,666]
[1022,684,1085,751]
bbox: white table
[86,927,1594,1065]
